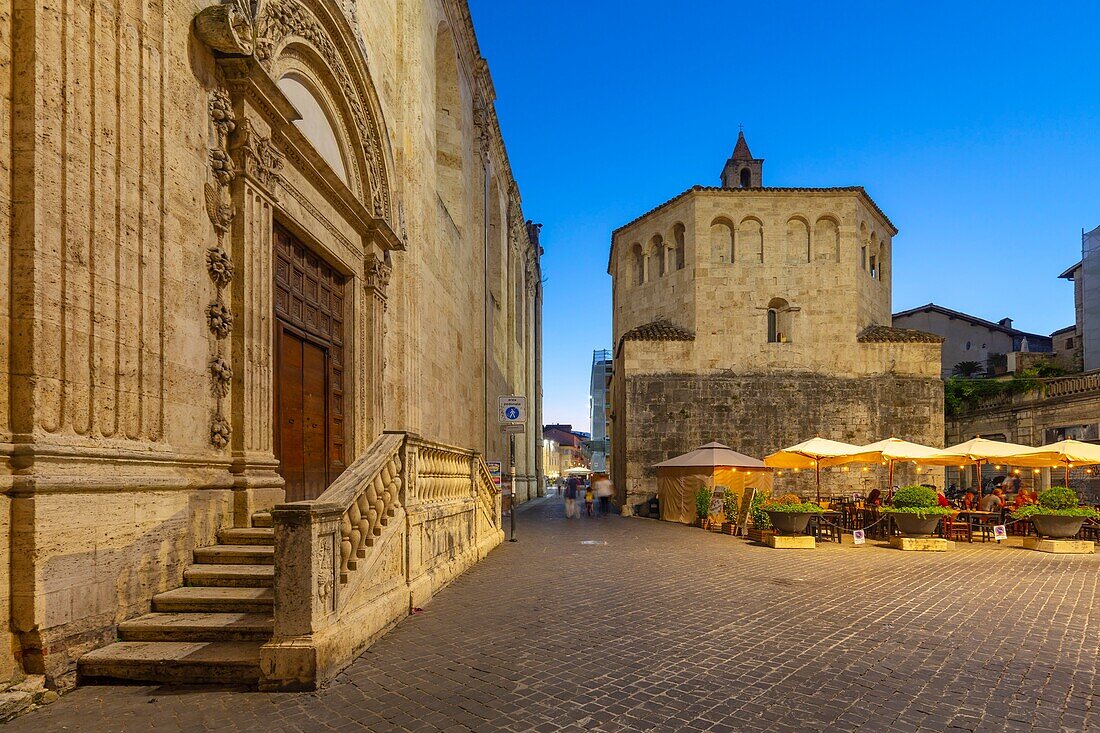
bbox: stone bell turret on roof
[720,128,764,188]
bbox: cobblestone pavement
[12,496,1100,732]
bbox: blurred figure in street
[564,476,578,518]
[584,482,594,517]
[594,474,612,517]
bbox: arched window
[869,232,879,278]
[786,217,810,264]
[767,297,792,343]
[631,243,644,285]
[739,168,751,188]
[673,223,686,270]
[814,217,840,262]
[710,217,735,263]
[739,217,764,263]
[435,25,464,231]
[878,239,887,281]
[859,222,869,269]
[278,75,349,182]
[651,234,666,277]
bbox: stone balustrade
[260,432,501,691]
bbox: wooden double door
[273,223,347,502]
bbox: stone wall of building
[0,0,541,687]
[612,337,944,509]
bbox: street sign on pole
[498,395,526,433]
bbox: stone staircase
[79,512,276,685]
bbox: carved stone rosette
[204,87,238,449]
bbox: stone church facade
[609,134,943,511]
[0,0,541,689]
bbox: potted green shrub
[1011,486,1099,538]
[762,493,826,536]
[886,485,954,537]
[746,491,773,542]
[721,489,738,535]
[694,485,713,529]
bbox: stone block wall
[616,365,943,509]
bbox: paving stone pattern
[12,497,1099,732]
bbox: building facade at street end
[0,0,542,690]
[589,350,613,473]
[608,134,943,512]
[892,304,1053,378]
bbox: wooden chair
[941,514,971,542]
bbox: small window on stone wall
[767,297,792,343]
[631,243,644,285]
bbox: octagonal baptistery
[608,134,945,510]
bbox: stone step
[194,544,274,565]
[251,511,273,528]
[118,612,273,642]
[184,564,274,588]
[79,641,263,685]
[153,587,273,614]
[218,527,275,546]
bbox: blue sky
[467,1,1100,431]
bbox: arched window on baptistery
[651,234,666,277]
[672,223,686,270]
[740,217,764,263]
[710,217,735,264]
[767,297,792,343]
[631,243,644,285]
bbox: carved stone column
[361,252,390,452]
[228,112,285,524]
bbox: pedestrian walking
[564,477,578,518]
[594,474,612,517]
[584,482,594,517]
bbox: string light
[1032,469,1040,475]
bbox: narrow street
[13,496,1099,732]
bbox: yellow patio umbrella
[846,437,941,491]
[764,437,865,501]
[998,439,1100,486]
[920,436,1036,491]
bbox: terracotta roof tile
[858,324,943,344]
[617,320,695,353]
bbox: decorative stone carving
[365,255,391,295]
[193,1,256,56]
[206,246,235,288]
[210,413,232,449]
[209,88,236,139]
[209,148,236,186]
[254,0,389,218]
[205,301,234,339]
[208,355,233,397]
[235,118,283,194]
[317,532,335,613]
[204,184,235,234]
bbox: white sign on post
[498,395,526,433]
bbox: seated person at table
[936,487,951,507]
[979,487,1005,512]
[1013,487,1038,508]
[960,490,978,510]
[866,488,883,507]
